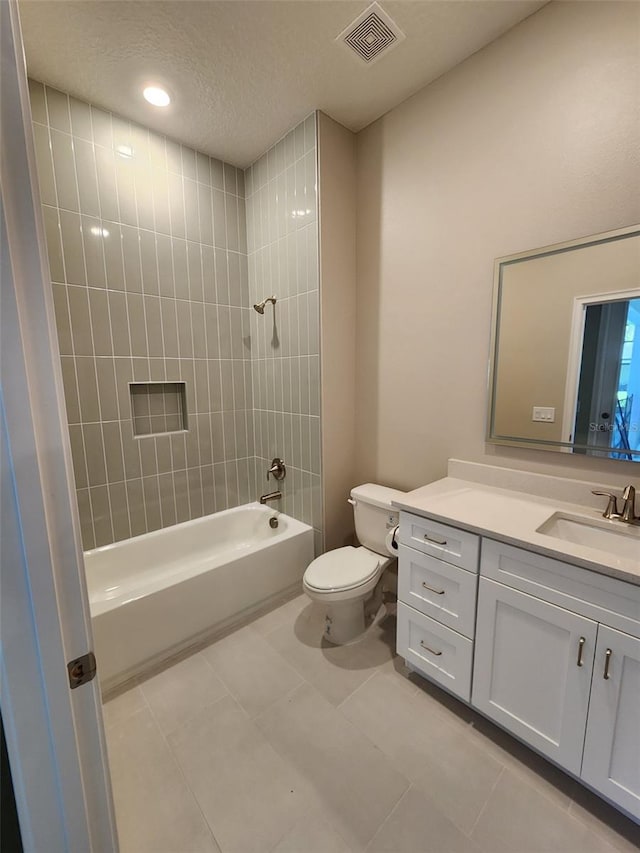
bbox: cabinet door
[473,578,597,775]
[581,626,640,821]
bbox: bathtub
[84,503,314,689]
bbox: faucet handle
[591,491,621,519]
[267,457,286,481]
[621,485,638,523]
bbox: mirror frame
[487,224,640,459]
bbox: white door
[472,578,597,775]
[581,626,640,821]
[1,2,118,850]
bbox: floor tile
[255,681,410,851]
[340,672,503,834]
[568,785,640,853]
[106,706,219,853]
[202,625,303,717]
[272,810,353,853]
[264,602,398,706]
[139,652,228,736]
[168,695,320,853]
[101,684,146,730]
[367,786,483,853]
[471,768,619,853]
[249,592,309,637]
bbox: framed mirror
[488,225,640,461]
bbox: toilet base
[321,581,386,646]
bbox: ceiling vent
[337,2,405,65]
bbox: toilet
[303,483,405,645]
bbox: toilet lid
[304,546,381,591]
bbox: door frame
[1,2,118,850]
[561,288,640,445]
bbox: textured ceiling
[19,0,547,166]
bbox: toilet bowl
[303,484,405,645]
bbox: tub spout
[260,491,282,505]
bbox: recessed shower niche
[130,382,187,437]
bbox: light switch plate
[532,406,555,423]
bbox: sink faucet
[621,485,639,524]
[260,490,282,505]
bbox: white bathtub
[84,503,314,689]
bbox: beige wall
[494,233,640,441]
[355,1,640,491]
[318,113,357,550]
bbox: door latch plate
[67,652,97,688]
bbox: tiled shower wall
[245,115,323,552]
[30,81,255,549]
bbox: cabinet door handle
[603,648,612,680]
[422,581,445,595]
[424,533,447,546]
[576,636,585,667]
[420,640,442,656]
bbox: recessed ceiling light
[143,86,170,107]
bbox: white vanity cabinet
[395,511,640,822]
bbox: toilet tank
[350,483,405,555]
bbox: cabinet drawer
[398,545,477,638]
[397,602,473,702]
[399,512,479,572]
[481,539,640,637]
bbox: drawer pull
[422,581,445,595]
[603,648,612,680]
[576,636,585,667]
[420,640,442,656]
[424,533,447,546]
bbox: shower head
[253,295,277,314]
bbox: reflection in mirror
[488,226,640,461]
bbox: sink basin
[536,513,640,561]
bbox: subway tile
[60,356,81,423]
[90,484,112,546]
[187,467,203,518]
[94,144,119,223]
[198,183,214,246]
[202,245,216,303]
[69,97,93,142]
[81,217,107,287]
[68,424,88,489]
[196,152,210,186]
[95,359,119,421]
[32,124,57,206]
[121,225,142,292]
[168,172,186,238]
[158,472,177,527]
[103,222,125,290]
[152,170,171,235]
[156,233,175,298]
[174,469,190,522]
[103,421,125,483]
[184,178,200,243]
[76,487,95,550]
[109,481,131,541]
[52,284,73,355]
[139,230,159,295]
[28,79,47,124]
[126,478,147,536]
[214,248,229,304]
[165,139,182,174]
[50,129,80,212]
[210,158,224,190]
[59,210,85,285]
[176,300,193,358]
[136,164,155,231]
[187,242,204,302]
[172,238,189,300]
[88,288,112,356]
[74,138,100,217]
[43,206,65,283]
[212,190,226,249]
[144,296,164,359]
[115,154,137,226]
[223,162,237,196]
[127,292,147,358]
[83,422,107,485]
[90,107,113,150]
[142,476,162,531]
[108,291,131,356]
[45,87,71,133]
[67,286,93,355]
[160,298,179,358]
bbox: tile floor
[103,594,639,853]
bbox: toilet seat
[303,546,382,593]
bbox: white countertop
[392,477,640,586]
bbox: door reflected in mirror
[488,226,640,461]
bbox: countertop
[392,477,640,586]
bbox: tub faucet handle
[267,458,286,481]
